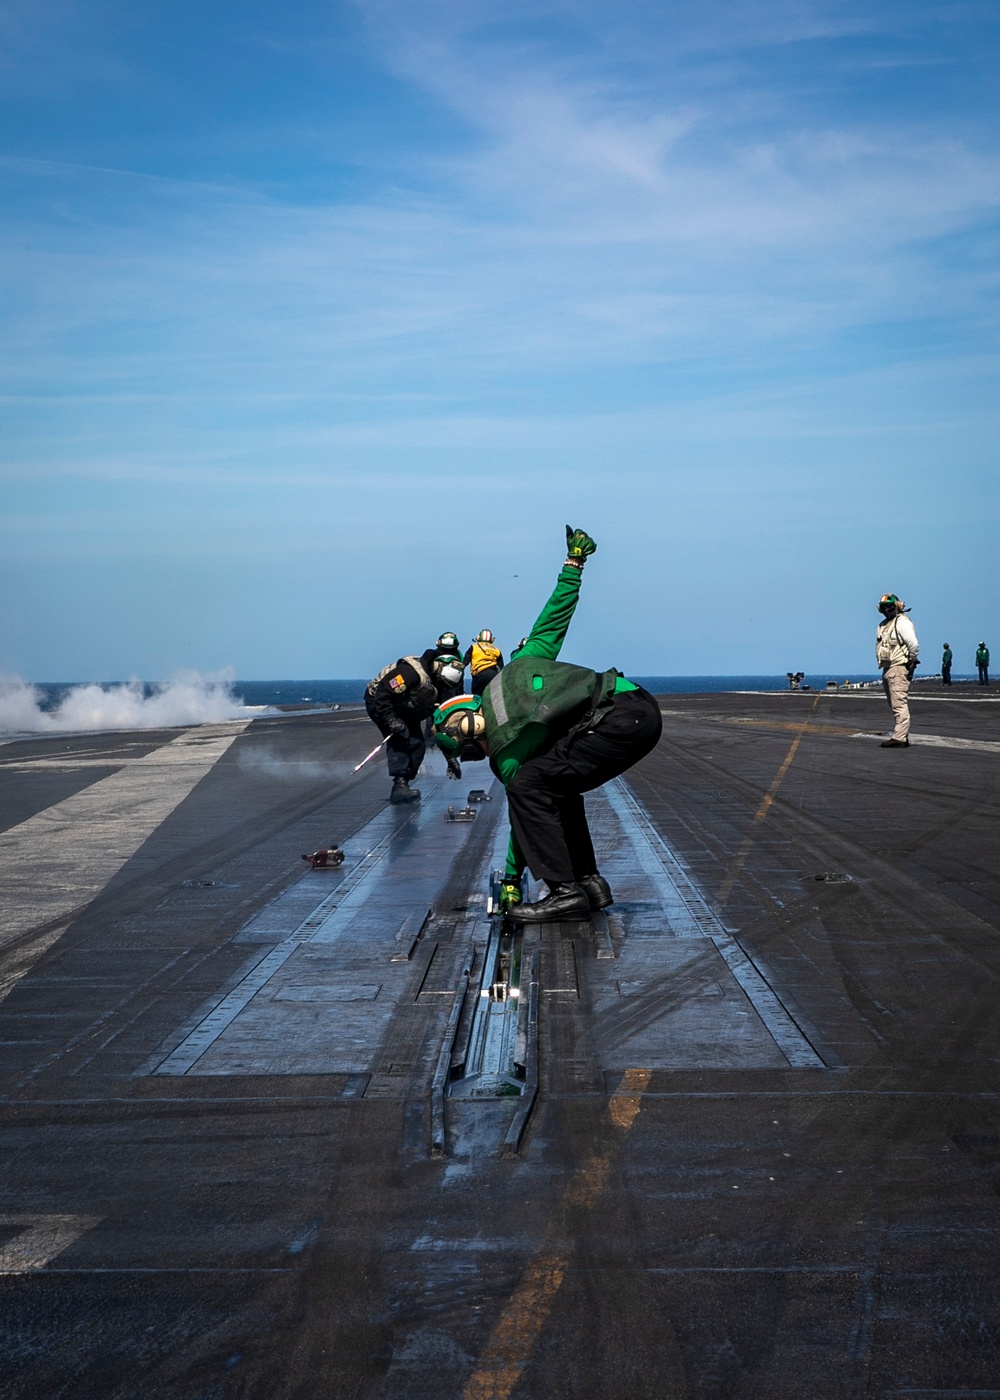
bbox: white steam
[0,671,257,737]
[238,747,356,782]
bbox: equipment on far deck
[301,844,345,869]
[467,789,490,803]
[445,806,477,822]
[786,672,805,690]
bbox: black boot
[880,738,909,748]
[390,777,421,803]
[507,882,590,923]
[578,873,613,909]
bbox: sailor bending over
[432,526,662,922]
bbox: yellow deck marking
[463,1068,652,1400]
[713,695,821,913]
[464,700,824,1392]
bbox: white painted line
[0,722,252,954]
[606,780,825,1069]
[0,1214,102,1274]
[850,732,1000,755]
[153,940,304,1075]
[152,776,464,1073]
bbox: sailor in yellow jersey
[463,629,505,696]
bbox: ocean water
[212,674,886,706]
[29,675,886,713]
[238,675,890,705]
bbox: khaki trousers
[882,663,911,740]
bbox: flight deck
[2,685,1000,1397]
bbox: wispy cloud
[1,0,997,675]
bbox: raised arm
[516,526,597,661]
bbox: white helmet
[435,653,465,687]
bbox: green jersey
[484,563,636,877]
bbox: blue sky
[1,0,998,680]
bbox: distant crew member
[941,643,953,686]
[366,645,465,803]
[433,632,466,702]
[977,642,990,686]
[463,630,505,696]
[433,526,662,922]
[875,594,919,749]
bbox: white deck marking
[152,795,442,1073]
[153,774,487,1075]
[604,780,824,1069]
[851,732,1000,755]
[0,1214,102,1274]
[0,722,251,1000]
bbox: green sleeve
[517,565,583,660]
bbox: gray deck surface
[2,682,1000,1397]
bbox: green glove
[565,525,597,563]
[498,880,522,911]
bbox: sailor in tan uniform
[875,594,919,749]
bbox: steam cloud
[0,671,258,737]
[238,747,356,782]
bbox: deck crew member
[977,642,990,686]
[366,646,465,802]
[941,643,953,686]
[876,594,919,749]
[433,526,662,922]
[463,630,505,696]
[432,633,464,698]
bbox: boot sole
[507,906,592,923]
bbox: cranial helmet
[433,694,487,760]
[437,631,460,651]
[878,594,905,617]
[434,654,465,687]
[476,629,494,644]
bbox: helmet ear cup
[433,698,486,757]
[451,710,485,742]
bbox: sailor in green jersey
[432,526,662,922]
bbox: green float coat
[481,562,637,878]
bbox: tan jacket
[875,614,919,669]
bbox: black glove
[446,756,461,779]
[386,715,409,738]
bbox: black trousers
[942,666,951,685]
[979,665,990,685]
[471,667,501,696]
[364,696,426,781]
[505,687,663,885]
